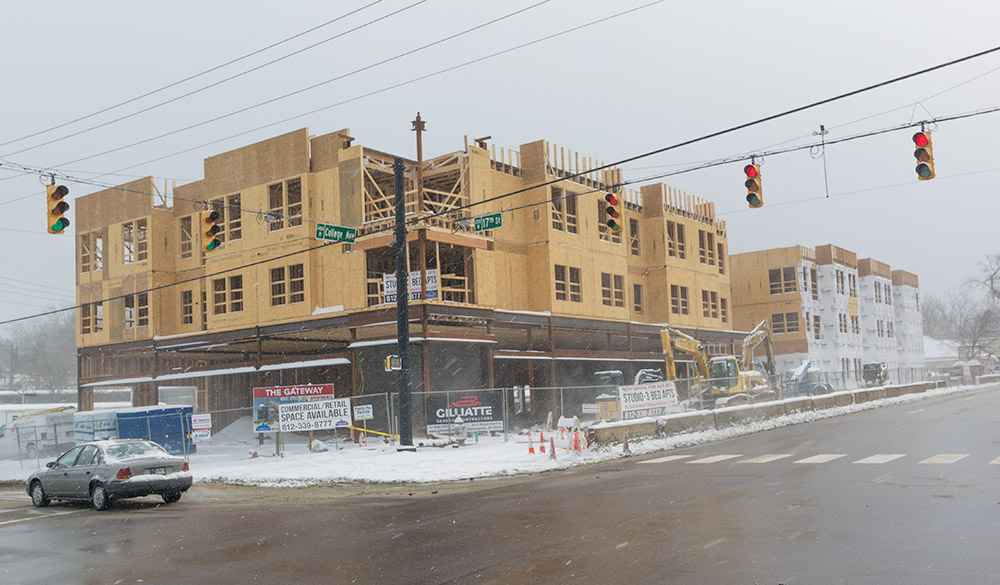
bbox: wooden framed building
[75,127,741,423]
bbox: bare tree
[945,291,1000,360]
[978,252,1000,303]
[8,312,76,395]
[921,294,951,339]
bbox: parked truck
[0,406,77,459]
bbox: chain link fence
[0,367,932,470]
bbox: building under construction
[74,126,742,426]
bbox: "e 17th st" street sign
[315,222,357,244]
[473,212,503,234]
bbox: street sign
[473,212,502,233]
[315,222,357,243]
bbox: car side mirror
[45,462,55,469]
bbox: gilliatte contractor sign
[618,380,681,420]
[253,384,335,432]
[426,392,504,434]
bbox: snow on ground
[0,383,989,486]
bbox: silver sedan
[25,439,193,510]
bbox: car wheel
[30,481,49,508]
[91,483,110,511]
[25,444,38,460]
[162,492,182,504]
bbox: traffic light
[913,131,935,180]
[605,190,623,232]
[46,185,70,234]
[201,210,221,252]
[744,164,763,208]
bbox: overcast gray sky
[2,0,998,325]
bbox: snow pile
[0,383,990,486]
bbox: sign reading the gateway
[426,392,503,434]
[253,384,335,432]
[618,380,681,420]
[277,399,352,432]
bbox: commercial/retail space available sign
[253,384,335,432]
[382,269,439,303]
[618,380,681,420]
[277,399,352,432]
[426,392,503,434]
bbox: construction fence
[0,367,929,467]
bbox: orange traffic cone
[623,427,631,454]
[540,431,546,453]
[528,433,535,455]
[360,432,367,447]
[573,431,582,453]
[550,437,556,460]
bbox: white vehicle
[0,406,77,460]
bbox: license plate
[149,467,166,475]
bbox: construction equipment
[862,362,889,387]
[660,322,776,409]
[786,360,833,396]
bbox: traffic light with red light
[46,184,70,234]
[744,164,763,208]
[605,191,623,233]
[201,209,221,252]
[913,131,935,180]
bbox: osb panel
[203,128,310,196]
[858,258,891,279]
[75,177,155,232]
[891,269,919,288]
[310,129,352,173]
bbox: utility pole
[393,156,415,451]
[412,113,426,213]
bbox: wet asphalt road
[2,385,999,585]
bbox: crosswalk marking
[740,454,793,464]
[918,454,969,464]
[854,454,906,464]
[634,453,995,465]
[794,454,847,464]
[687,455,742,464]
[638,455,693,465]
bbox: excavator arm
[660,326,711,381]
[741,319,776,377]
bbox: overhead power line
[0,0,660,204]
[6,0,552,172]
[0,0,389,151]
[4,98,999,327]
[4,44,1000,325]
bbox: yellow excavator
[660,320,777,409]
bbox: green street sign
[473,212,503,234]
[315,222,357,243]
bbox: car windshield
[103,442,169,461]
